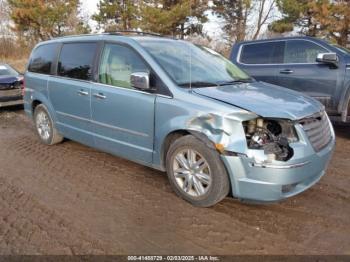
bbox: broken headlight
[243,118,298,161]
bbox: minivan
[24,33,335,207]
[230,36,350,123]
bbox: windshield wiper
[218,78,254,86]
[178,81,219,88]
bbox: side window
[284,40,328,64]
[99,44,150,89]
[240,42,284,64]
[58,42,97,81]
[28,44,58,74]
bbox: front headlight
[243,118,298,161]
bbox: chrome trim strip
[49,75,173,98]
[92,119,149,137]
[56,111,149,137]
[251,161,311,169]
[237,39,331,66]
[156,94,173,99]
[57,111,88,122]
[49,75,93,84]
[94,82,153,96]
[24,87,34,92]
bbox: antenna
[189,0,192,93]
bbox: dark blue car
[230,36,350,122]
[0,63,23,107]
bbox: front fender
[153,96,257,168]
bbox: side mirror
[130,72,150,90]
[316,53,339,67]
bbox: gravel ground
[0,107,349,255]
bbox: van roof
[36,32,175,46]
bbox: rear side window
[28,44,58,74]
[284,40,328,63]
[58,42,97,81]
[240,42,284,64]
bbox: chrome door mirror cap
[130,72,150,90]
[316,53,339,67]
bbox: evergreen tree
[93,0,139,31]
[269,0,317,35]
[8,0,89,42]
[213,0,276,42]
[139,0,208,38]
[213,0,251,42]
[271,0,350,46]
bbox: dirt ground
[0,107,349,255]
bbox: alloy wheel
[172,149,212,197]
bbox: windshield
[139,39,251,87]
[331,44,350,55]
[0,64,19,76]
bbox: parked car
[230,36,350,122]
[0,63,24,107]
[24,33,335,207]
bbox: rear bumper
[0,89,23,107]
[0,99,23,107]
[222,128,335,202]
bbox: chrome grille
[299,111,332,152]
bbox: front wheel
[34,104,63,145]
[166,135,230,207]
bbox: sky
[81,0,99,17]
[81,0,99,30]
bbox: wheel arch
[160,129,219,170]
[32,100,42,115]
[339,82,350,122]
[29,93,58,123]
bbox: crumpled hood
[193,81,324,120]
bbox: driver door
[274,39,342,111]
[90,43,155,163]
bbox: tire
[166,135,230,207]
[34,104,63,145]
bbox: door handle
[280,69,294,74]
[77,90,89,96]
[93,93,106,99]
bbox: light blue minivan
[24,33,335,207]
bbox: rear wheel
[166,135,230,207]
[34,104,63,145]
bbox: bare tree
[0,0,12,37]
[252,0,276,40]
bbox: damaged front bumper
[221,124,335,202]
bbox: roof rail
[104,30,165,37]
[50,33,99,40]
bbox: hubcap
[36,111,51,140]
[172,149,212,197]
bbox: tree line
[0,0,349,54]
